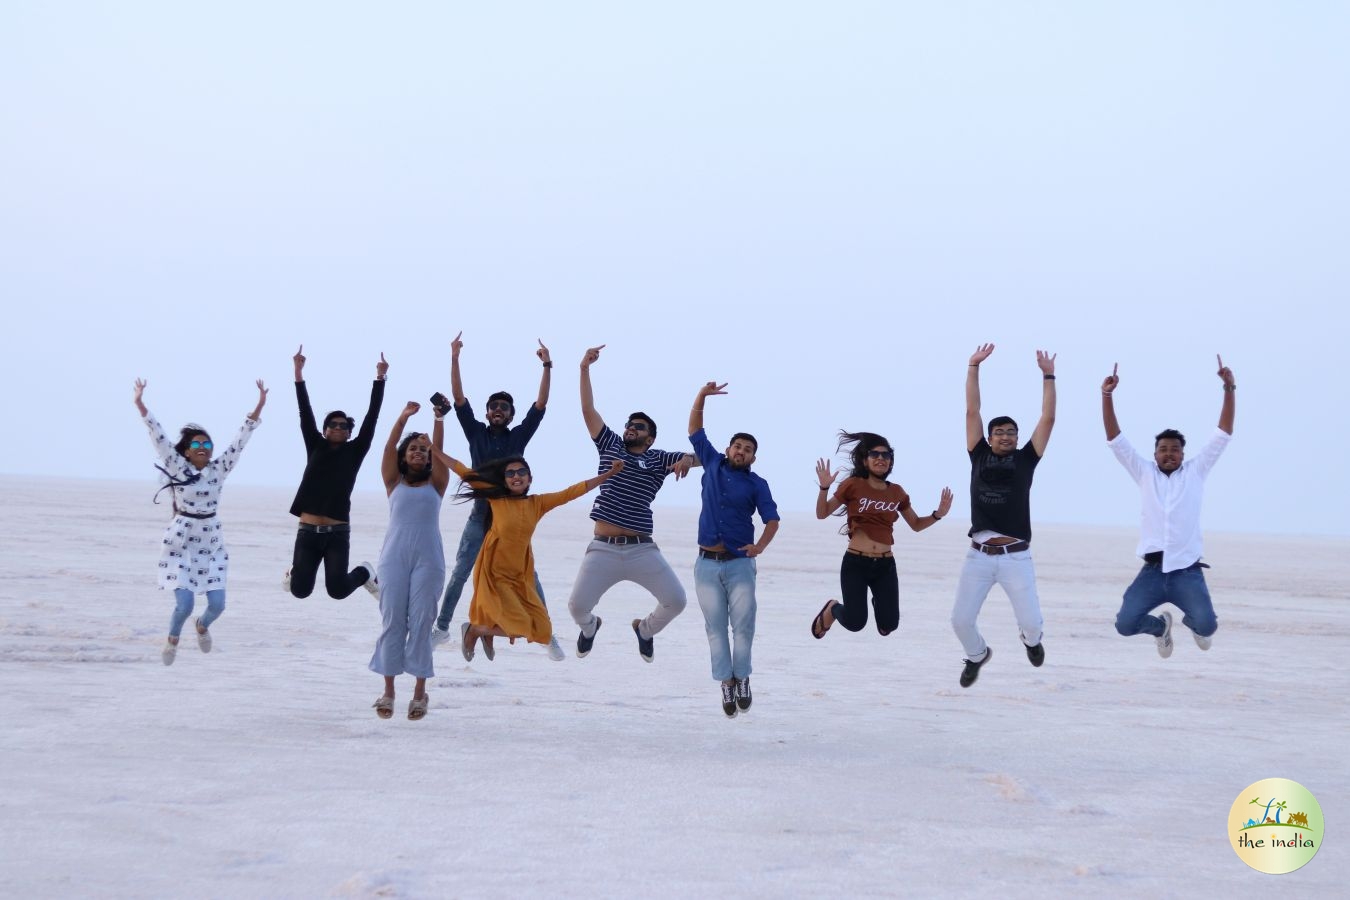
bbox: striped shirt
[588,425,687,534]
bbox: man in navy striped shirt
[566,344,696,663]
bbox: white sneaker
[1193,629,1213,651]
[547,635,565,661]
[361,561,380,597]
[162,639,178,666]
[430,625,451,647]
[282,567,292,592]
[194,618,212,653]
[1155,610,1174,659]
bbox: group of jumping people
[137,340,1237,720]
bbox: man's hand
[451,331,463,360]
[581,345,605,369]
[969,343,994,367]
[537,339,551,366]
[293,344,306,380]
[1036,349,1057,376]
[1102,363,1119,395]
[1217,354,1235,388]
[697,381,728,400]
[669,456,693,480]
[376,352,389,379]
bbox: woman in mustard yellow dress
[430,449,622,660]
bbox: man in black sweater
[286,345,388,599]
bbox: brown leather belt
[972,540,1029,555]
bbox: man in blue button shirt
[688,381,780,718]
[429,332,563,660]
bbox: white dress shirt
[1108,428,1231,573]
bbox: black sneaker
[734,677,752,711]
[576,617,602,658]
[720,681,737,718]
[1025,642,1045,667]
[631,619,654,663]
[959,646,992,688]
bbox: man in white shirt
[1101,355,1236,658]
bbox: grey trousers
[566,540,687,639]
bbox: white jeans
[951,547,1044,659]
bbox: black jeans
[835,552,899,634]
[289,526,370,599]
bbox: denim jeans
[170,588,224,638]
[694,556,757,681]
[436,504,546,630]
[1116,561,1217,638]
[951,547,1044,659]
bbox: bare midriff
[593,520,644,538]
[299,513,347,526]
[847,534,893,555]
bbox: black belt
[299,522,351,534]
[596,534,653,545]
[972,540,1029,555]
[178,511,216,520]
[699,548,737,561]
[846,548,893,559]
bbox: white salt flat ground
[0,475,1346,899]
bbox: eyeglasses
[990,429,1018,438]
[189,440,214,450]
[504,467,531,479]
[624,421,650,433]
[325,421,353,431]
[867,450,893,460]
[487,401,513,413]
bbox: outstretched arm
[133,378,149,418]
[1101,363,1121,440]
[900,487,954,532]
[431,406,448,494]
[1030,349,1057,456]
[579,344,606,439]
[966,343,993,451]
[248,380,268,422]
[1217,354,1236,435]
[689,381,727,435]
[534,339,552,410]
[381,401,419,493]
[450,332,467,407]
[585,459,624,491]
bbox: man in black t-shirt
[951,343,1057,688]
[286,345,388,600]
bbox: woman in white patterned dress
[134,377,268,665]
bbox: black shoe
[959,646,992,688]
[720,681,737,718]
[1025,642,1045,667]
[734,677,752,711]
[576,617,602,658]
[632,619,654,663]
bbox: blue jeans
[1115,561,1217,638]
[170,588,224,638]
[436,504,546,630]
[694,556,757,681]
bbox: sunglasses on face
[624,421,650,433]
[487,401,513,413]
[189,440,214,451]
[991,429,1018,438]
[504,467,531,479]
[867,450,893,460]
[325,421,353,431]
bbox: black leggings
[289,527,371,599]
[835,552,899,635]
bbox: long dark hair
[456,456,530,503]
[837,430,893,480]
[396,432,433,483]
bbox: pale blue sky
[3,2,1346,534]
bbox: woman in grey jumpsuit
[369,401,448,720]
